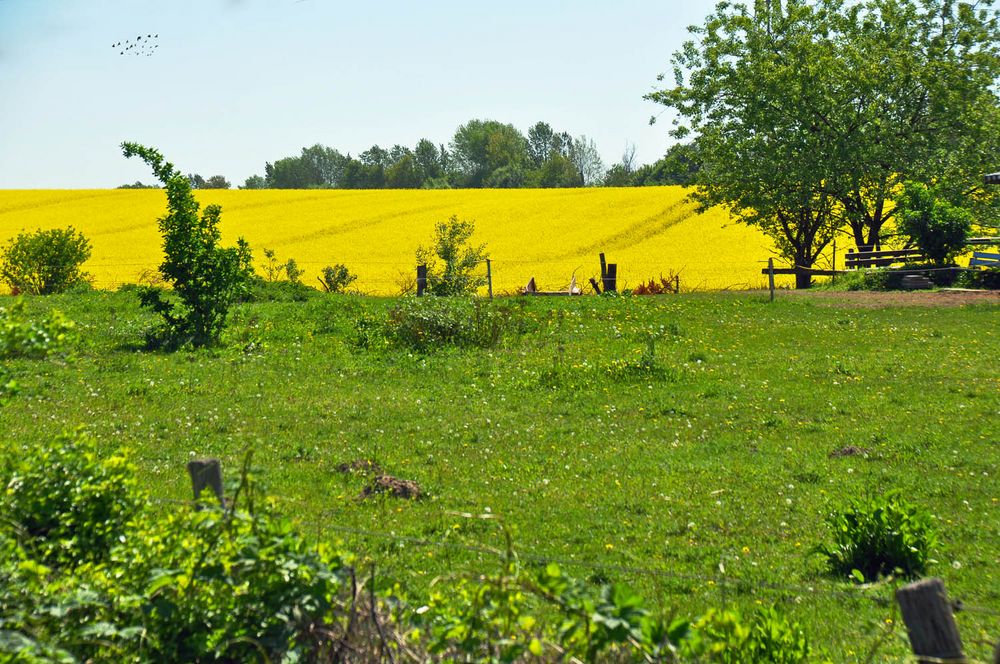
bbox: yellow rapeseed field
[0,188,794,294]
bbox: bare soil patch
[779,289,1000,308]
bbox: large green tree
[649,0,1000,281]
[450,120,529,187]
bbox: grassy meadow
[2,289,998,661]
[0,188,790,294]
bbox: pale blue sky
[0,0,718,188]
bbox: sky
[0,0,719,188]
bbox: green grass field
[2,289,998,661]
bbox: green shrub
[416,215,489,296]
[896,182,972,265]
[244,277,317,302]
[0,429,140,567]
[815,490,936,582]
[680,606,810,663]
[0,367,17,404]
[122,142,254,349]
[956,266,1000,290]
[0,298,76,359]
[364,297,529,352]
[0,227,91,295]
[318,263,357,293]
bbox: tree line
[237,120,697,190]
[117,120,701,191]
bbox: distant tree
[266,156,321,189]
[300,144,346,187]
[187,173,206,189]
[117,181,158,189]
[534,153,582,188]
[569,135,605,186]
[360,145,390,169]
[202,175,231,189]
[414,139,444,181]
[602,164,632,187]
[450,120,528,187]
[484,164,525,188]
[241,174,266,190]
[527,122,556,166]
[386,154,422,188]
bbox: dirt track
[780,289,1000,308]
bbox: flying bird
[113,33,160,57]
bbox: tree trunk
[795,252,813,289]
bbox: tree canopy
[237,119,689,190]
[648,0,1000,285]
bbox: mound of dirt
[829,445,870,458]
[360,475,423,500]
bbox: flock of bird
[112,34,159,57]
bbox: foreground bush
[815,490,937,582]
[0,298,76,359]
[0,432,811,663]
[0,227,91,295]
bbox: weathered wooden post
[831,239,837,285]
[767,258,776,302]
[187,458,224,507]
[416,264,427,297]
[589,277,602,294]
[485,259,493,300]
[603,263,617,293]
[599,253,607,282]
[896,578,965,663]
[674,274,680,294]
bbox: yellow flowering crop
[0,187,794,294]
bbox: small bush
[956,266,1000,290]
[284,257,304,284]
[0,298,76,359]
[245,277,317,302]
[815,490,936,582]
[0,366,18,404]
[416,215,489,296]
[896,182,972,265]
[680,607,810,663]
[0,227,91,295]
[0,429,140,567]
[318,263,357,293]
[358,298,529,352]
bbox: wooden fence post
[832,239,837,285]
[187,458,224,507]
[674,274,680,294]
[767,258,775,302]
[416,264,427,297]
[599,253,607,283]
[485,259,493,300]
[896,577,965,664]
[589,277,602,294]
[603,263,617,293]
